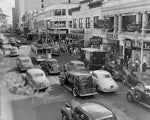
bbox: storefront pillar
[136,12,141,24]
[118,14,122,33]
[114,15,118,33]
[142,11,148,34]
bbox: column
[136,12,140,24]
[142,11,148,31]
[118,14,122,33]
[114,15,118,33]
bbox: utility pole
[140,27,144,72]
[59,19,61,43]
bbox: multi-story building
[70,0,150,68]
[31,2,79,42]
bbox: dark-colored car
[63,60,87,72]
[52,45,60,56]
[40,58,60,75]
[102,62,127,82]
[125,72,150,87]
[61,100,117,120]
[127,82,150,108]
[59,71,97,97]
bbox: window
[94,16,99,28]
[79,18,83,28]
[41,4,44,8]
[69,21,72,28]
[86,17,90,28]
[62,9,66,15]
[73,19,77,28]
[55,9,61,16]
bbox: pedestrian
[142,62,147,72]
[120,57,124,66]
[135,59,140,72]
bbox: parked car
[61,99,117,120]
[127,82,150,108]
[52,45,60,56]
[90,70,119,92]
[63,60,87,72]
[40,58,60,75]
[125,72,150,87]
[22,68,49,91]
[59,71,97,97]
[102,62,127,82]
[20,38,27,44]
[17,56,33,71]
[10,47,19,57]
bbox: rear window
[79,75,93,83]
[32,73,44,78]
[22,59,30,63]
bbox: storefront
[66,29,84,47]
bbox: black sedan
[102,63,127,82]
[125,72,150,87]
[40,58,60,75]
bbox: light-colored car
[10,47,19,56]
[17,56,33,71]
[64,60,86,72]
[90,70,119,92]
[22,68,49,91]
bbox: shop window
[79,18,83,28]
[55,9,61,16]
[86,17,90,28]
[60,21,66,27]
[107,17,114,32]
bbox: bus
[30,42,52,62]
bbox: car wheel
[72,87,78,97]
[127,93,133,102]
[62,115,67,120]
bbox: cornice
[102,0,150,14]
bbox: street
[0,42,150,120]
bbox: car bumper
[79,92,98,96]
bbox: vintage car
[61,99,117,120]
[127,83,150,108]
[102,62,127,82]
[125,72,150,87]
[17,56,33,71]
[22,68,49,91]
[10,47,19,57]
[63,60,87,72]
[52,45,60,56]
[90,70,119,92]
[40,58,60,75]
[59,71,97,97]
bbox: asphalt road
[0,40,150,120]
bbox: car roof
[68,71,90,76]
[27,68,44,75]
[81,103,113,120]
[45,58,57,62]
[81,48,106,52]
[19,56,31,61]
[70,60,84,64]
[93,70,111,75]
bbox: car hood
[33,77,49,83]
[97,78,118,87]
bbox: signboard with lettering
[70,29,84,34]
[127,23,141,32]
[90,36,102,45]
[106,33,118,40]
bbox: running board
[138,102,150,109]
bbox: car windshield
[75,63,85,69]
[22,59,30,63]
[79,75,92,83]
[32,73,44,78]
[141,75,150,85]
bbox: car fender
[61,107,72,120]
